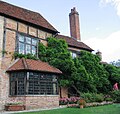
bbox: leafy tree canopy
[38,37,116,95]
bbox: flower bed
[59,97,80,105]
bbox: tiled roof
[0,1,58,33]
[7,58,62,74]
[56,35,94,52]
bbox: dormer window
[17,34,38,55]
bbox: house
[0,1,61,110]
[0,1,93,110]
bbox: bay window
[9,71,58,96]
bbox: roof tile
[0,1,58,33]
[7,58,62,74]
[56,35,93,52]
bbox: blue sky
[2,0,120,62]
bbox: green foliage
[104,64,120,87]
[110,90,120,103]
[94,94,104,102]
[81,93,95,103]
[73,58,96,93]
[38,37,74,87]
[78,51,110,93]
[37,37,120,95]
[104,97,113,102]
[14,52,38,60]
[81,93,104,103]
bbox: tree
[38,37,111,95]
[104,64,120,89]
[78,51,110,93]
[38,37,74,86]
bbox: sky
[2,0,120,63]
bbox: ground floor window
[9,71,58,96]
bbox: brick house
[0,1,93,110]
[0,1,62,110]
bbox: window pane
[10,72,58,95]
[26,37,31,44]
[10,72,26,96]
[19,35,24,42]
[32,39,37,45]
[71,52,77,58]
[18,34,38,55]
[19,43,25,54]
[26,44,31,54]
[32,46,36,55]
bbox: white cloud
[100,0,120,16]
[84,31,120,62]
[95,27,100,31]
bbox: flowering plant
[59,97,80,105]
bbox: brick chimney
[69,7,81,41]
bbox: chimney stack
[69,7,81,41]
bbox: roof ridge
[22,58,28,69]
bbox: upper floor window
[71,51,77,59]
[18,34,38,55]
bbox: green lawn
[17,104,120,114]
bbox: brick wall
[25,96,59,110]
[6,95,59,110]
[0,16,56,110]
[69,7,81,41]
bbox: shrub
[110,90,120,103]
[104,95,113,102]
[105,97,113,102]
[81,93,104,103]
[94,93,104,102]
[81,93,95,103]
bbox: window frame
[16,33,39,56]
[9,71,59,96]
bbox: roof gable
[7,58,62,74]
[0,1,58,33]
[56,35,94,52]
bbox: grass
[16,104,120,114]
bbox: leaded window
[17,34,38,55]
[10,72,26,95]
[9,71,58,96]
